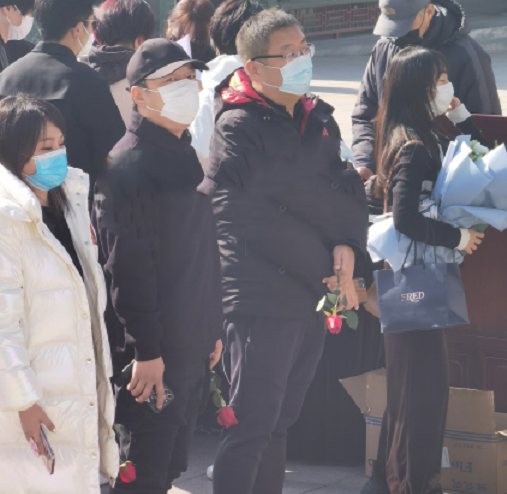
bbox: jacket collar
[422,0,468,48]
[220,69,271,108]
[33,42,77,59]
[218,69,334,133]
[127,110,193,151]
[391,0,468,50]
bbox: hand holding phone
[30,428,55,474]
[19,404,55,453]
[122,360,174,414]
[19,404,56,475]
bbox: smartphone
[121,360,175,414]
[30,427,55,475]
[354,277,368,305]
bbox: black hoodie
[79,44,135,85]
[351,0,502,172]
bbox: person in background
[93,39,223,494]
[352,0,502,181]
[80,0,155,124]
[0,0,125,206]
[5,38,35,65]
[0,94,117,494]
[189,0,263,162]
[166,0,216,64]
[361,46,485,494]
[201,9,368,494]
[0,0,34,71]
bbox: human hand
[322,245,359,310]
[19,404,55,455]
[449,96,462,112]
[209,340,223,369]
[128,358,165,410]
[465,230,485,255]
[357,167,373,181]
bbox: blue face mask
[261,54,313,95]
[25,148,68,191]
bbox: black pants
[111,360,206,494]
[375,329,449,494]
[213,315,326,494]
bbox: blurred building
[148,0,506,40]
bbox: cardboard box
[340,369,386,477]
[340,372,507,493]
[440,388,507,494]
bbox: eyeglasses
[252,44,315,64]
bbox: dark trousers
[375,329,449,494]
[213,315,326,494]
[112,361,206,494]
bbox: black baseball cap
[127,39,208,87]
[374,0,430,37]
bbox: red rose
[119,461,136,483]
[217,406,238,429]
[326,315,342,334]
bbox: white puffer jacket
[0,165,118,493]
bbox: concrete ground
[171,433,367,494]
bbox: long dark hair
[375,46,448,196]
[167,0,215,45]
[0,94,68,211]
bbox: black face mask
[395,29,423,48]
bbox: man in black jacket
[0,0,125,202]
[201,9,368,494]
[352,0,502,180]
[0,0,34,72]
[93,39,223,494]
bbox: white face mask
[145,79,200,125]
[7,7,33,41]
[430,82,454,116]
[78,22,94,57]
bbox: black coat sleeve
[351,53,378,173]
[391,143,461,250]
[452,39,502,116]
[456,116,488,146]
[74,72,126,180]
[94,182,163,362]
[199,111,261,192]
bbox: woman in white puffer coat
[0,95,118,493]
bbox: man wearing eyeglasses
[201,8,368,494]
[0,0,125,206]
